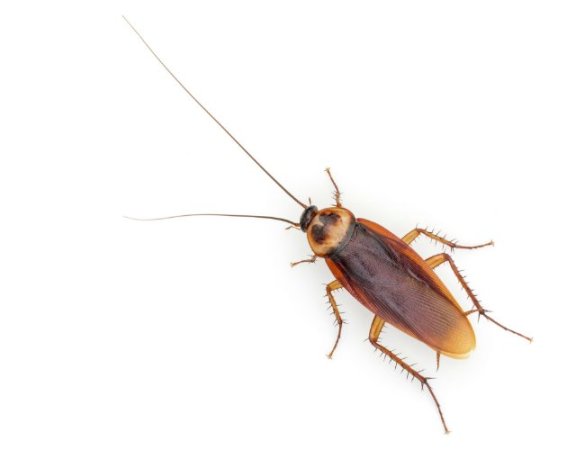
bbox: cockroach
[123,17,531,433]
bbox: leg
[290,255,317,267]
[402,227,493,250]
[369,316,449,433]
[325,167,342,207]
[425,253,532,342]
[325,280,344,359]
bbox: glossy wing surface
[326,219,475,357]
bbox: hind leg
[369,315,449,433]
[425,253,532,342]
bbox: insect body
[294,182,525,433]
[124,17,531,434]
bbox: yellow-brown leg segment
[325,168,342,207]
[325,280,344,359]
[290,255,317,267]
[425,253,532,342]
[402,227,493,250]
[369,316,449,433]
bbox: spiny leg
[325,280,344,359]
[425,253,532,342]
[369,316,449,433]
[290,254,317,267]
[402,227,493,250]
[325,168,342,207]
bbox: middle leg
[325,280,344,359]
[402,227,493,250]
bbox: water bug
[123,17,531,433]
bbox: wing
[326,218,475,358]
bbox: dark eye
[300,206,318,232]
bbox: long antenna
[124,213,298,227]
[123,16,308,210]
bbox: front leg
[325,167,342,207]
[290,255,317,267]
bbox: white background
[1,1,584,449]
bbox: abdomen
[327,222,475,358]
